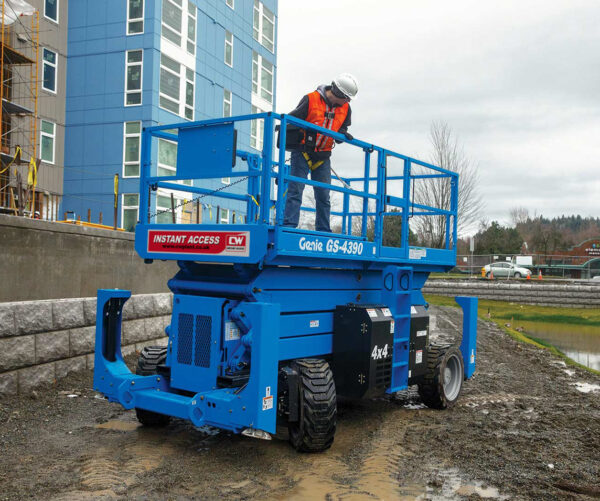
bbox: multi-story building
[62,0,278,230]
[0,0,66,221]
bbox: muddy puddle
[516,320,600,370]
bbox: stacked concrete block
[423,280,600,308]
[0,293,172,396]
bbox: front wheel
[288,359,337,452]
[135,346,171,427]
[514,272,522,278]
[418,345,464,409]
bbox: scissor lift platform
[94,113,477,451]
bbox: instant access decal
[148,230,250,257]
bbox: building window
[40,120,55,164]
[252,51,273,105]
[123,122,141,177]
[127,0,144,35]
[156,194,174,224]
[226,0,234,9]
[162,0,195,55]
[250,105,264,150]
[220,208,230,224]
[253,0,275,53]
[187,1,196,55]
[160,54,194,120]
[185,68,194,120]
[122,194,139,231]
[223,89,232,117]
[158,138,177,177]
[125,50,143,105]
[162,0,182,46]
[44,0,58,23]
[42,48,57,93]
[224,31,233,67]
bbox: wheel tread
[289,358,337,452]
[135,346,171,427]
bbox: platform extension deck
[134,112,459,273]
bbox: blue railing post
[362,150,371,238]
[139,127,153,224]
[451,175,458,250]
[342,190,349,234]
[401,159,411,258]
[275,115,287,227]
[247,155,260,223]
[260,113,274,224]
[374,150,387,253]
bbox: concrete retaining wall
[0,293,172,396]
[423,279,600,308]
[0,214,178,302]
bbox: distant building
[63,0,278,229]
[1,0,66,220]
[1,0,278,229]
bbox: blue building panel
[64,0,278,227]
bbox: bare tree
[509,206,529,227]
[412,121,484,247]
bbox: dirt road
[1,306,599,500]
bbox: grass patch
[424,295,600,327]
[425,294,600,376]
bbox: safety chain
[148,175,250,220]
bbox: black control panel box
[408,305,430,384]
[332,304,394,399]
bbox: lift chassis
[94,113,478,451]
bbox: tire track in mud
[271,412,429,500]
[50,426,176,500]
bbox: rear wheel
[135,346,171,427]
[418,345,464,409]
[485,272,491,278]
[288,359,337,453]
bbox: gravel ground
[0,305,599,500]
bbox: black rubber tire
[418,344,464,410]
[485,272,491,278]
[135,346,171,427]
[514,272,522,279]
[288,359,337,453]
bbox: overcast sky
[275,0,600,233]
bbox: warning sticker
[224,322,240,341]
[147,230,250,257]
[390,320,395,334]
[470,349,475,364]
[366,309,377,318]
[262,396,273,411]
[415,350,423,364]
[310,320,320,328]
[409,247,427,260]
[262,386,273,411]
[411,306,417,315]
[381,308,392,317]
[416,329,427,337]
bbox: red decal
[148,231,250,257]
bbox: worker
[283,73,358,233]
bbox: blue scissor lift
[94,113,477,452]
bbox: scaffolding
[0,0,39,217]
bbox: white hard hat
[332,73,358,99]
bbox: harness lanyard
[302,152,325,171]
[301,152,350,190]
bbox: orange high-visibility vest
[304,90,349,152]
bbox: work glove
[344,131,354,141]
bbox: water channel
[516,320,600,371]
